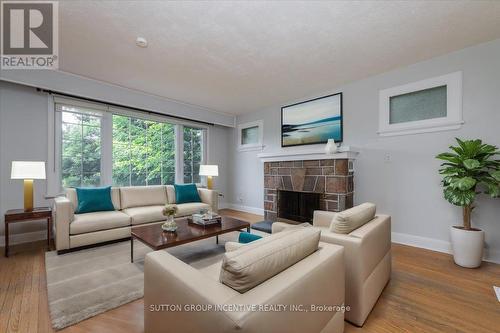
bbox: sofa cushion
[75,186,115,214]
[175,202,210,217]
[165,185,176,204]
[122,205,165,225]
[174,183,201,204]
[70,211,131,235]
[120,186,167,209]
[219,227,321,293]
[330,202,376,234]
[66,187,121,212]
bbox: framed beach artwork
[281,92,343,147]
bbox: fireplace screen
[277,190,320,223]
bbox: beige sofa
[53,185,218,253]
[144,228,346,333]
[272,203,391,327]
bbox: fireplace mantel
[258,146,358,162]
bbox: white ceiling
[58,1,500,115]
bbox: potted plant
[436,138,500,268]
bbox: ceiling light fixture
[136,37,148,48]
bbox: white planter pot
[450,226,484,268]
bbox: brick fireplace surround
[263,158,354,221]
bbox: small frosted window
[389,85,447,124]
[241,126,259,145]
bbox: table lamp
[11,161,46,211]
[199,165,218,190]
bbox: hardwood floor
[1,209,499,333]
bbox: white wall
[0,69,235,127]
[207,123,231,200]
[0,83,51,241]
[228,39,500,262]
[0,80,232,243]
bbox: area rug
[45,231,244,330]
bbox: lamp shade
[199,165,218,177]
[11,161,46,179]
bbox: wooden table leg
[4,222,8,257]
[131,237,134,263]
[247,227,250,233]
[216,235,219,244]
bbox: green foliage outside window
[112,115,176,186]
[61,110,204,188]
[183,126,203,184]
[61,112,101,187]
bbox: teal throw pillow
[174,183,201,204]
[238,232,263,244]
[75,186,115,214]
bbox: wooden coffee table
[130,216,250,262]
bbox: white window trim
[378,71,463,137]
[47,96,209,194]
[175,124,184,184]
[100,112,113,186]
[46,95,60,197]
[237,120,264,151]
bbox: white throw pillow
[330,202,376,234]
[219,227,320,293]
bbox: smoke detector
[136,37,148,48]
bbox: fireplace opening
[277,190,320,223]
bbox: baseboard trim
[2,223,499,264]
[392,231,500,264]
[220,203,264,216]
[392,232,452,254]
[0,230,48,247]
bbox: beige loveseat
[53,185,218,253]
[144,228,346,333]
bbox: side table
[4,207,52,257]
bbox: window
[241,126,259,145]
[237,120,263,151]
[183,126,204,183]
[59,107,102,187]
[53,97,207,192]
[379,71,463,136]
[112,115,176,186]
[389,85,447,124]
